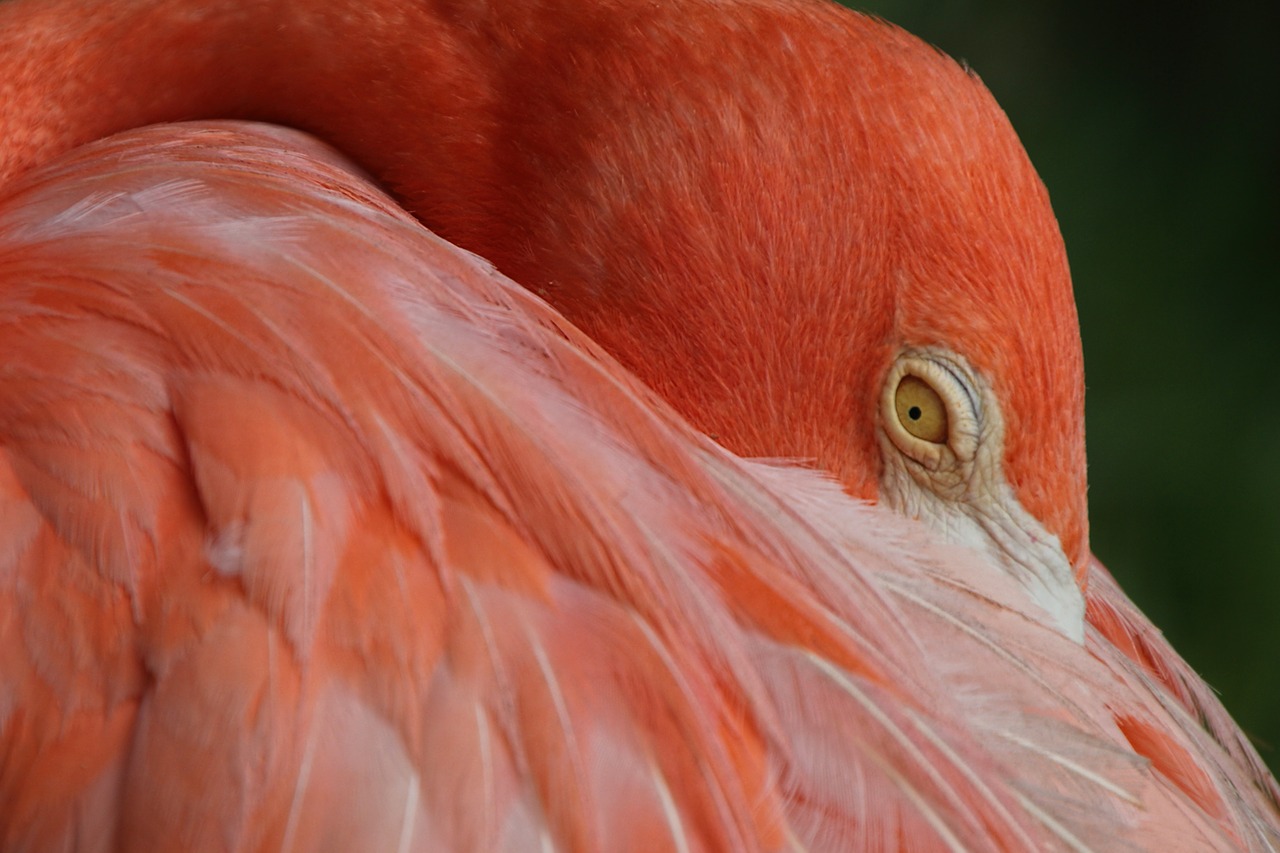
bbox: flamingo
[1,0,1276,850]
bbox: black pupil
[908,406,922,421]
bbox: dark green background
[839,0,1279,768]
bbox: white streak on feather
[280,256,484,439]
[372,414,436,539]
[42,190,130,230]
[783,826,810,853]
[998,730,1140,805]
[885,573,1144,808]
[476,705,495,843]
[280,255,381,323]
[115,503,142,619]
[396,772,420,853]
[458,579,506,712]
[525,623,579,776]
[878,763,970,853]
[284,255,524,508]
[1013,792,1096,853]
[162,288,282,368]
[704,460,905,677]
[206,523,245,577]
[879,574,1086,716]
[255,257,420,424]
[903,709,1042,850]
[22,179,205,238]
[630,611,745,849]
[651,760,691,853]
[1244,812,1280,853]
[299,487,314,651]
[281,716,321,853]
[803,651,970,853]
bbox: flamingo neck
[0,0,496,218]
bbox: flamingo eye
[880,349,981,471]
[894,375,947,443]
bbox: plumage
[0,2,1277,852]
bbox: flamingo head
[422,6,1088,637]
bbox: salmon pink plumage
[0,2,1276,851]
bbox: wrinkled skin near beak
[877,348,1085,641]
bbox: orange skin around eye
[0,1,1276,850]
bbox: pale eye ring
[880,350,981,469]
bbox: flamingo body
[0,1,1277,851]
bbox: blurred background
[839,0,1280,769]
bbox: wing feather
[2,122,1277,852]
